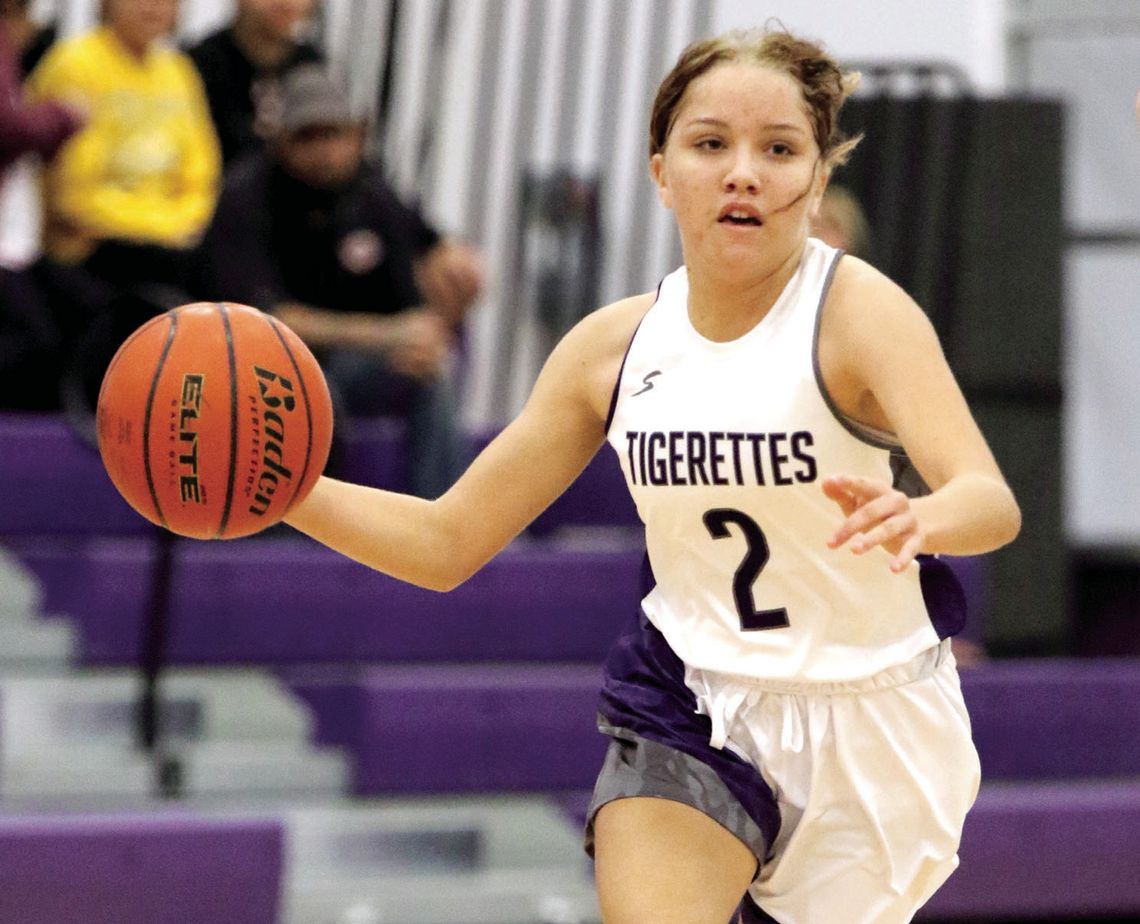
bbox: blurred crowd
[0,0,482,499]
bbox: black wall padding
[838,93,1069,653]
[839,97,1063,395]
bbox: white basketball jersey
[606,238,942,682]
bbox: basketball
[96,302,334,540]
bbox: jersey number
[702,508,790,631]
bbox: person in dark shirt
[196,64,483,499]
[187,0,322,166]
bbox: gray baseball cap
[280,64,362,134]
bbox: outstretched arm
[284,293,653,590]
[819,257,1021,570]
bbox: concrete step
[0,618,75,666]
[0,543,43,618]
[0,669,318,751]
[0,740,346,801]
[0,668,348,801]
[281,797,599,924]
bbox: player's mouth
[718,204,764,226]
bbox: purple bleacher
[0,813,282,924]
[961,659,1140,779]
[920,781,1140,919]
[10,537,645,665]
[0,412,637,536]
[290,665,608,795]
[286,659,1140,796]
[0,414,147,535]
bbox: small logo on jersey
[632,370,662,396]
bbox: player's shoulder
[534,291,657,415]
[824,254,941,368]
[827,254,932,337]
[552,291,658,378]
[570,291,658,352]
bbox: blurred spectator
[0,0,55,77]
[0,8,82,409]
[23,0,220,420]
[187,0,322,166]
[811,183,873,261]
[0,7,79,189]
[197,64,483,499]
[27,0,220,294]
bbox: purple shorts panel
[918,554,967,639]
[586,608,781,860]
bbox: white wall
[713,0,1007,92]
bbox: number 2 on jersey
[702,508,790,631]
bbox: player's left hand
[823,474,924,573]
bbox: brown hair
[648,27,862,169]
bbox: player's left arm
[822,258,1021,569]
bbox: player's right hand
[823,474,925,573]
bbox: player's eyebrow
[684,117,808,135]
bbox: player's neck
[685,245,804,343]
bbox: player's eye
[696,138,726,152]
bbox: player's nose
[723,147,761,194]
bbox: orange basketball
[96,302,333,539]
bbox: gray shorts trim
[584,724,769,864]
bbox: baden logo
[248,366,296,516]
[177,374,205,503]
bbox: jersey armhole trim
[811,251,902,452]
[603,278,664,436]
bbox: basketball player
[285,27,1021,924]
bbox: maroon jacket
[0,26,81,177]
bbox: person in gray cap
[187,0,324,166]
[195,64,483,499]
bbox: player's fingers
[821,478,861,519]
[823,473,885,503]
[829,493,906,549]
[849,511,915,555]
[890,534,924,573]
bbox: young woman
[285,27,1021,924]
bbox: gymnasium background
[0,1,1138,922]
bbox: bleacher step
[0,669,318,747]
[0,669,349,800]
[282,797,599,924]
[1,740,346,801]
[0,618,75,665]
[9,537,646,666]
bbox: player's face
[651,62,826,271]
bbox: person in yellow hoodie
[27,0,220,295]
